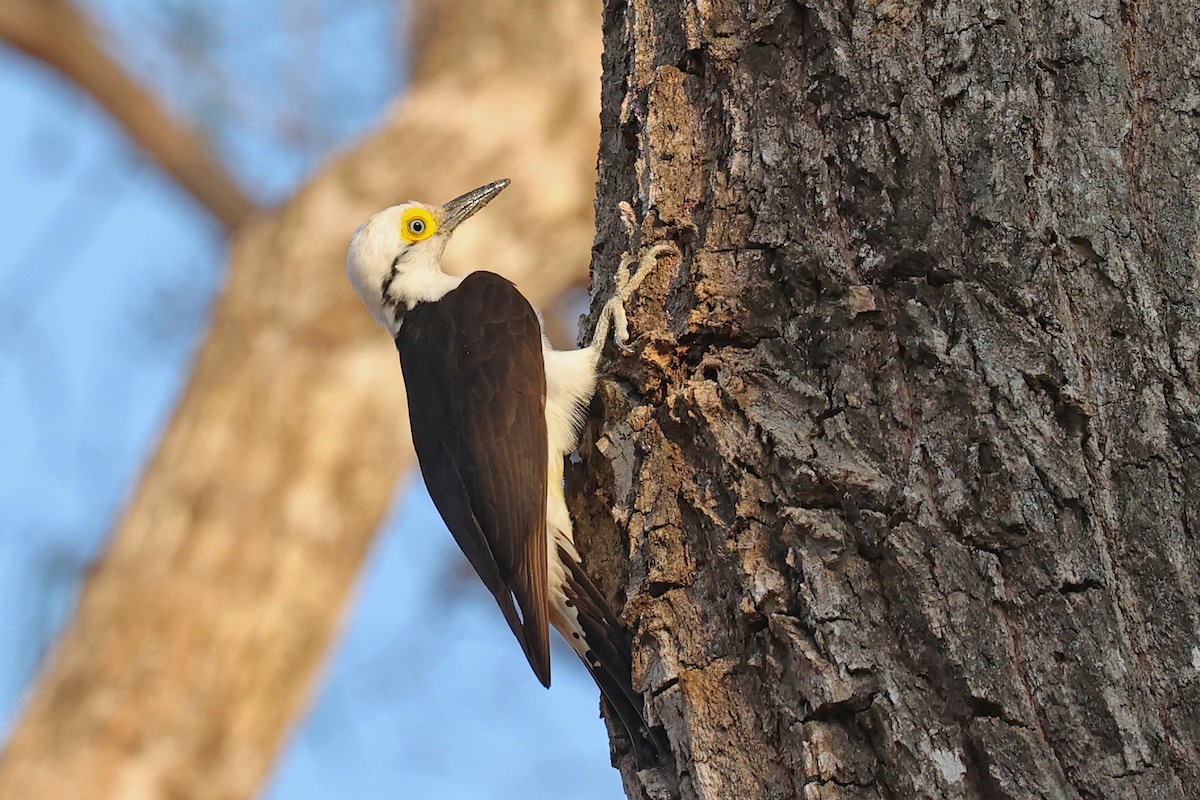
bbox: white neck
[390,270,463,308]
[384,269,463,334]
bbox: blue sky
[0,2,622,797]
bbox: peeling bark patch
[930,748,966,786]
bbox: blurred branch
[0,0,255,230]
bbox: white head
[347,178,510,331]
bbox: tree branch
[0,0,256,230]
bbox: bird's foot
[599,243,678,353]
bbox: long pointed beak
[438,178,510,233]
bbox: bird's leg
[587,252,637,352]
[589,243,678,353]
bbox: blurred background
[0,0,620,797]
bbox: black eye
[408,218,426,235]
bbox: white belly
[541,342,601,659]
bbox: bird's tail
[552,544,669,769]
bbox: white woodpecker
[347,178,674,766]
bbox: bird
[346,178,674,767]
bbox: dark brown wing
[396,271,551,686]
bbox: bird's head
[347,178,510,329]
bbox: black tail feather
[556,545,669,768]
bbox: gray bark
[576,1,1200,798]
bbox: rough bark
[0,1,599,798]
[576,1,1200,798]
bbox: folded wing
[396,271,551,686]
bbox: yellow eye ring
[400,208,438,243]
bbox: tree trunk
[578,1,1200,798]
[0,2,600,798]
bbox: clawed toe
[614,243,678,298]
[588,241,679,353]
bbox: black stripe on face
[381,254,405,327]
